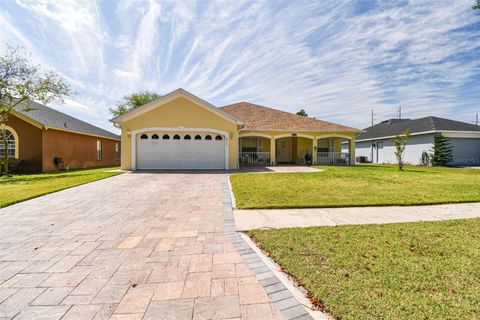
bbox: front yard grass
[230,165,480,209]
[0,167,121,208]
[249,218,480,320]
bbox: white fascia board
[356,130,480,142]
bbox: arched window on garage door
[151,134,159,139]
[215,135,223,140]
[184,135,191,140]
[162,134,170,139]
[205,135,212,140]
[173,134,181,140]
[194,135,202,140]
[140,134,148,139]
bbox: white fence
[317,152,350,165]
[239,152,271,166]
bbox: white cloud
[0,0,479,131]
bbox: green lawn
[0,167,122,208]
[249,219,480,320]
[230,165,480,209]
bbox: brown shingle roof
[220,102,358,132]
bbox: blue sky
[1,0,479,133]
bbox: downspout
[237,125,246,169]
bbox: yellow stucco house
[110,88,359,170]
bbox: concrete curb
[226,175,237,209]
[222,179,318,320]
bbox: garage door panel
[136,132,225,170]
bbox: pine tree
[430,135,453,166]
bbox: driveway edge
[222,179,316,320]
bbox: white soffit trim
[441,131,480,138]
[111,88,243,125]
[357,130,480,142]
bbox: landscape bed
[249,218,480,320]
[0,167,121,208]
[230,165,480,209]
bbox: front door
[276,138,292,163]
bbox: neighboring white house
[355,117,480,166]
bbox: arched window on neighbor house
[0,128,18,158]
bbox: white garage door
[136,132,226,170]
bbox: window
[317,139,332,153]
[205,135,212,140]
[173,134,181,140]
[96,140,102,160]
[215,135,223,141]
[140,134,148,139]
[115,142,120,160]
[162,134,170,140]
[241,137,259,153]
[151,134,159,139]
[194,135,202,140]
[0,129,16,158]
[184,135,191,140]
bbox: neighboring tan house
[2,101,120,172]
[110,88,359,170]
[356,117,480,166]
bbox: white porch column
[312,138,317,165]
[270,137,276,165]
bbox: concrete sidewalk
[234,202,480,231]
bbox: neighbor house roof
[220,102,359,132]
[357,116,480,141]
[13,100,120,140]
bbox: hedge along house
[111,88,359,170]
[356,117,480,166]
[2,100,120,172]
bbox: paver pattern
[0,172,282,319]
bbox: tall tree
[110,91,161,117]
[473,0,480,9]
[392,129,410,171]
[0,46,71,176]
[430,135,453,166]
[296,109,308,116]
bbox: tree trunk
[1,127,8,176]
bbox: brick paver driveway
[0,172,282,319]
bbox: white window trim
[96,140,102,160]
[131,127,230,170]
[0,125,19,159]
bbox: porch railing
[239,152,271,166]
[317,152,350,165]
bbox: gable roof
[13,100,120,140]
[220,102,359,132]
[110,88,244,125]
[357,116,480,141]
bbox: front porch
[238,135,354,167]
